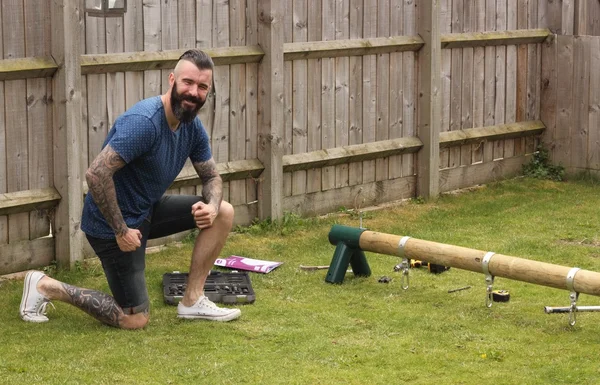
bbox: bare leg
[180,201,234,306]
[37,277,149,330]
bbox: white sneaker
[20,271,52,323]
[177,296,241,322]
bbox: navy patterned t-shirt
[81,96,212,239]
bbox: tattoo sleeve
[86,145,128,236]
[61,283,124,328]
[192,158,223,210]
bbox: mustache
[180,94,203,105]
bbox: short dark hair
[178,49,214,71]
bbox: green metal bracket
[325,225,371,284]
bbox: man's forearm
[87,174,128,236]
[201,177,223,211]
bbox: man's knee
[218,201,234,227]
[119,312,150,330]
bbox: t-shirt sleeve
[107,115,157,163]
[188,122,213,163]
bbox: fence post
[256,0,284,221]
[416,0,441,199]
[50,0,84,267]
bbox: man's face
[170,62,212,123]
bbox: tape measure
[492,290,510,302]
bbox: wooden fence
[0,0,598,274]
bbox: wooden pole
[51,0,83,267]
[356,229,600,297]
[257,0,284,220]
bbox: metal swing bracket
[482,252,495,308]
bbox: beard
[170,82,206,123]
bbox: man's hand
[191,201,218,229]
[116,228,142,252]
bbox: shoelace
[36,300,55,316]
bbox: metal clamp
[482,252,495,308]
[398,237,411,290]
[566,267,580,326]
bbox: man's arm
[86,144,128,235]
[191,158,223,229]
[193,157,223,211]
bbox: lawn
[2,177,600,384]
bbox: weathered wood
[0,237,54,276]
[439,0,452,169]
[588,38,600,170]
[388,1,403,180]
[439,120,545,148]
[471,0,486,164]
[441,28,550,49]
[245,0,260,204]
[361,0,377,185]
[282,0,293,198]
[320,0,336,191]
[51,0,84,267]
[306,0,322,193]
[402,0,416,179]
[171,159,265,189]
[284,176,416,217]
[283,35,423,61]
[571,36,590,170]
[416,0,441,198]
[0,57,57,81]
[257,0,285,220]
[334,0,350,189]
[283,137,422,173]
[439,154,532,193]
[80,46,265,75]
[354,227,600,297]
[493,0,507,161]
[540,34,557,162]
[504,0,517,159]
[0,188,61,216]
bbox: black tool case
[163,270,256,305]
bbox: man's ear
[168,72,175,86]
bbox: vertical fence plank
[494,0,506,160]
[388,0,403,180]
[515,0,528,155]
[375,0,390,182]
[588,38,600,170]
[25,0,52,239]
[105,17,125,129]
[471,0,485,163]
[449,0,463,169]
[306,0,323,192]
[335,0,350,188]
[229,0,248,205]
[197,0,215,143]
[402,0,416,177]
[4,1,29,243]
[245,0,259,204]
[483,0,496,162]
[292,0,308,195]
[283,0,293,197]
[0,2,6,246]
[362,0,376,184]
[571,36,590,170]
[321,0,336,190]
[554,36,574,169]
[461,0,474,166]
[540,33,557,163]
[561,0,574,35]
[348,0,363,186]
[440,0,451,169]
[526,0,539,153]
[143,0,162,100]
[124,1,144,110]
[504,0,517,158]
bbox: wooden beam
[81,45,264,75]
[171,159,265,189]
[51,0,84,267]
[0,188,61,216]
[0,57,58,81]
[283,137,423,173]
[284,36,424,61]
[441,28,551,49]
[439,120,546,148]
[416,0,441,199]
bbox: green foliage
[233,211,317,236]
[522,145,565,181]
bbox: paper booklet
[214,255,283,274]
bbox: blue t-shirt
[81,96,212,239]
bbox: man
[19,49,241,329]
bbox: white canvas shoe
[177,296,241,322]
[19,271,52,323]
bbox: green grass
[3,178,600,384]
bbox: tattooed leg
[61,283,124,327]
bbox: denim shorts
[85,195,203,314]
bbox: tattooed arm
[191,158,223,229]
[86,145,141,251]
